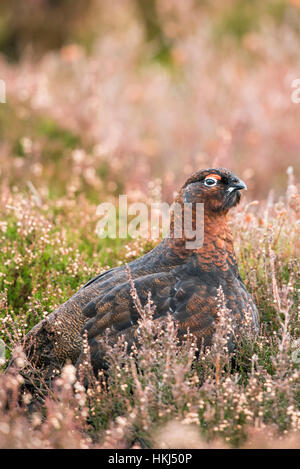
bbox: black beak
[228,178,247,193]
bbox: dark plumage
[10,168,259,381]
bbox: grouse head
[178,168,247,214]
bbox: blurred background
[0,0,300,203]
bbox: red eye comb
[205,174,221,180]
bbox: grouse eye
[204,177,218,187]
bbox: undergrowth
[0,171,299,449]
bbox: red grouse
[11,168,259,380]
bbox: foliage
[0,0,299,449]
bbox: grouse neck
[166,210,238,271]
[196,212,238,271]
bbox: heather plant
[0,0,299,450]
[0,172,299,448]
[1,2,300,202]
